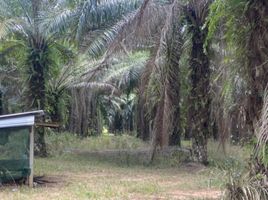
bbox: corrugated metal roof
[0,110,44,119]
[0,110,44,129]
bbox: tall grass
[45,131,148,156]
[207,141,251,171]
[45,131,192,167]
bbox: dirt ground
[34,174,221,200]
[0,156,223,200]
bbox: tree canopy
[0,0,268,198]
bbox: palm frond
[223,172,268,200]
[86,0,169,62]
[73,81,120,96]
[0,17,32,40]
[42,0,141,42]
[254,90,268,170]
[79,0,169,86]
[0,19,16,39]
[86,11,137,58]
[39,7,75,36]
[185,0,211,27]
[47,62,76,93]
[0,1,10,19]
[102,51,149,87]
[144,0,183,153]
[70,51,149,97]
[106,0,168,54]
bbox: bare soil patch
[169,189,221,200]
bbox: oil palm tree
[66,0,169,137]
[0,0,144,155]
[244,0,268,134]
[0,0,67,156]
[150,0,183,148]
[207,0,268,196]
[69,0,184,150]
[42,0,142,53]
[184,0,212,165]
[69,51,149,136]
[208,0,268,138]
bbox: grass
[207,141,251,170]
[45,131,148,156]
[0,155,223,200]
[182,139,251,171]
[0,132,251,200]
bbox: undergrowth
[45,131,251,171]
[207,141,251,171]
[45,131,192,167]
[45,131,147,156]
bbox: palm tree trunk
[137,95,150,141]
[189,27,210,165]
[28,42,48,157]
[245,0,268,133]
[245,0,268,174]
[184,0,211,165]
[28,0,47,156]
[167,18,182,146]
[50,94,61,123]
[151,0,182,152]
[137,58,155,141]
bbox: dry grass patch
[0,154,223,200]
[0,135,249,200]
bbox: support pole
[29,126,34,187]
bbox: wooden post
[28,126,34,187]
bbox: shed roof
[0,110,44,129]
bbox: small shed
[0,110,44,186]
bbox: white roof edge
[0,110,44,120]
[0,110,44,129]
[0,115,35,129]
